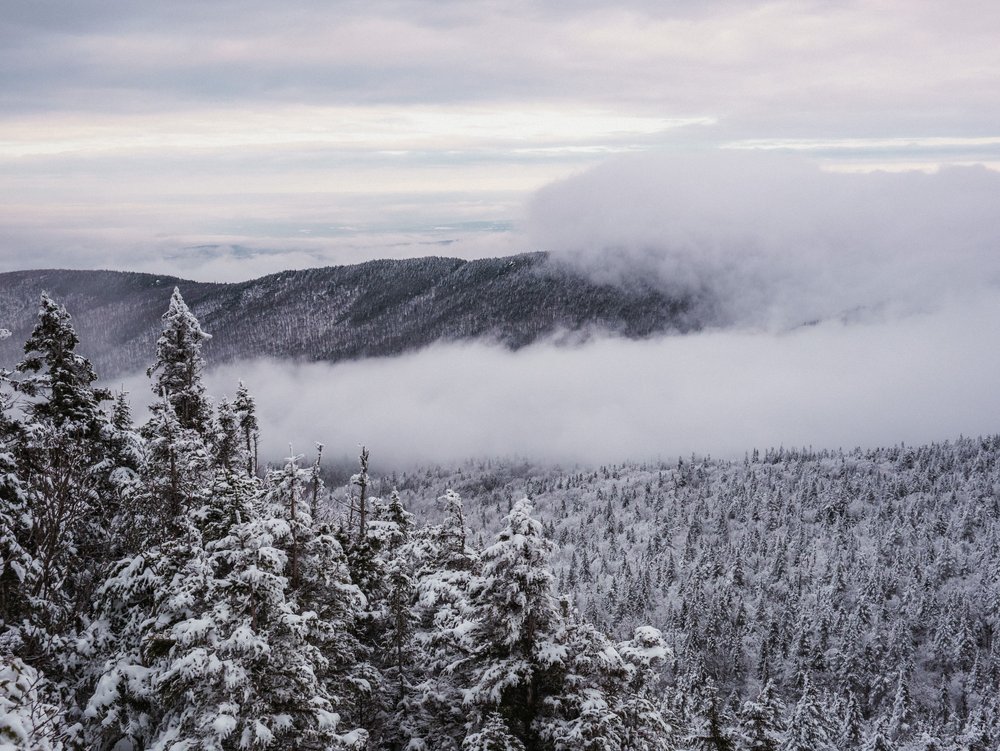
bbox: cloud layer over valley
[77,150,999,468]
[112,288,1000,468]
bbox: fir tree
[464,499,561,747]
[736,681,786,751]
[13,293,108,431]
[861,720,896,751]
[0,372,30,638]
[212,397,245,474]
[147,288,212,435]
[10,295,113,673]
[463,713,526,751]
[782,676,835,751]
[233,382,259,477]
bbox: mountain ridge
[0,252,708,377]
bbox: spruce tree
[263,453,373,737]
[782,676,835,751]
[406,489,481,750]
[233,381,259,477]
[11,295,113,671]
[464,499,562,747]
[147,288,212,435]
[463,713,526,751]
[0,371,30,638]
[736,681,786,751]
[862,720,896,751]
[614,626,673,750]
[139,396,211,528]
[14,293,107,431]
[683,675,734,751]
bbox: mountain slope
[0,253,706,377]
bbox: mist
[105,151,1000,469]
[115,288,1000,469]
[529,152,1000,330]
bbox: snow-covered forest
[2,291,999,750]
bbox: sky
[6,0,1000,465]
[2,0,1000,281]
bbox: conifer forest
[2,290,999,751]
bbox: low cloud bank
[529,152,1000,330]
[118,289,1000,468]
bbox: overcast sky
[2,0,999,280]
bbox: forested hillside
[390,440,1000,749]
[0,254,704,378]
[2,290,998,751]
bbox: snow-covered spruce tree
[405,489,481,750]
[462,712,527,751]
[83,394,244,748]
[262,452,372,734]
[781,675,835,751]
[99,390,147,558]
[132,291,217,532]
[81,516,214,749]
[355,488,421,749]
[212,397,246,476]
[463,499,584,747]
[86,456,367,750]
[614,626,673,750]
[838,690,864,750]
[886,663,914,743]
[343,448,382,605]
[9,294,114,675]
[233,382,259,478]
[538,613,627,751]
[0,654,66,751]
[137,396,211,535]
[682,674,734,751]
[860,719,896,751]
[0,369,30,641]
[157,490,365,749]
[459,498,673,751]
[735,681,786,751]
[147,287,212,436]
[539,616,673,751]
[13,294,108,431]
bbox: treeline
[0,291,668,750]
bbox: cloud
[112,288,1000,468]
[0,195,526,282]
[3,1,999,279]
[528,151,1000,329]
[4,0,999,125]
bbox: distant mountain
[0,252,708,377]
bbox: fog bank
[529,153,1000,330]
[115,289,1000,468]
